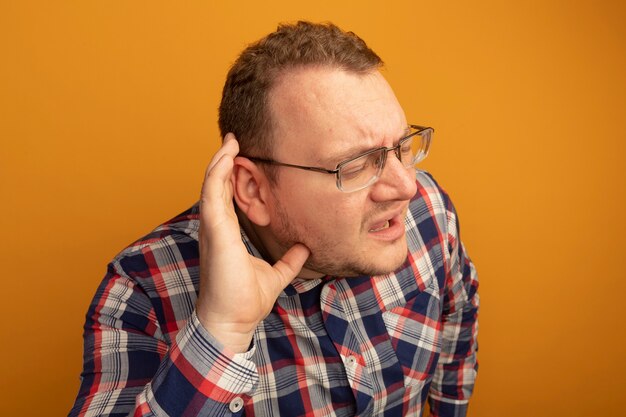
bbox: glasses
[246,124,434,193]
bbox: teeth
[370,220,390,232]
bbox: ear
[232,156,271,226]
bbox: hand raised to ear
[195,133,310,353]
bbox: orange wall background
[1,1,625,416]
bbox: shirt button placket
[229,397,244,414]
[346,355,357,367]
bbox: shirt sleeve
[69,268,258,417]
[428,194,479,417]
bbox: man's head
[222,22,421,278]
[218,21,383,160]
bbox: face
[261,67,418,277]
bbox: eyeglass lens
[338,130,431,192]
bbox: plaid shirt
[70,171,478,417]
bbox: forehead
[268,67,406,163]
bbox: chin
[364,239,409,275]
[367,251,408,276]
[307,244,408,278]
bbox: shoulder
[109,204,201,286]
[86,204,202,343]
[408,170,454,232]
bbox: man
[70,21,478,417]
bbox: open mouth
[368,220,390,233]
[366,208,407,242]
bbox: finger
[206,133,239,175]
[200,153,234,217]
[201,134,239,207]
[272,243,311,288]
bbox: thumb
[272,243,311,288]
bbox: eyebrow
[321,126,411,167]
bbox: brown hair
[218,21,383,159]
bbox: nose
[369,152,417,202]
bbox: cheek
[313,200,366,238]
[274,178,367,235]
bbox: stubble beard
[272,203,409,278]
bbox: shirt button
[346,355,357,366]
[229,397,244,413]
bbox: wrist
[196,310,256,353]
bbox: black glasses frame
[245,125,433,191]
